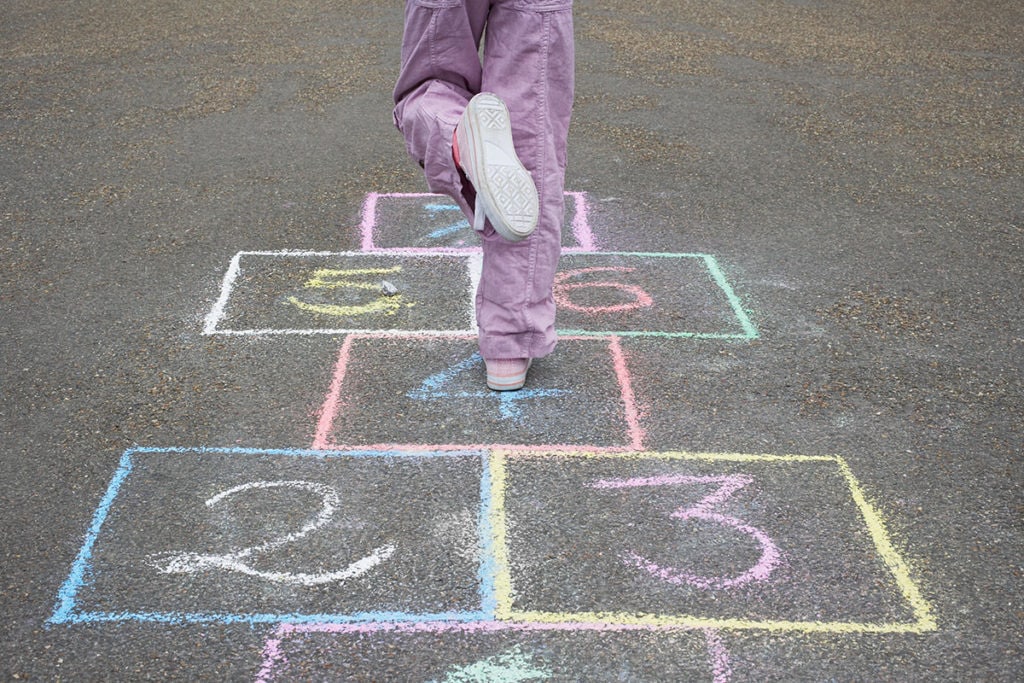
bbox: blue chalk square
[50,447,498,625]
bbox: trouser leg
[475,0,575,360]
[393,0,575,360]
[393,0,487,221]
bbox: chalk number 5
[288,267,412,317]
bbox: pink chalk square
[313,335,643,452]
[257,623,728,683]
[360,191,594,252]
[497,452,928,631]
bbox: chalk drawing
[553,252,759,339]
[407,352,570,421]
[553,267,654,314]
[487,449,937,634]
[287,267,413,317]
[54,187,938,683]
[256,621,732,683]
[312,335,645,452]
[589,474,780,590]
[704,629,733,683]
[427,645,551,683]
[203,251,477,336]
[49,447,495,626]
[203,251,756,339]
[425,203,472,243]
[148,480,395,587]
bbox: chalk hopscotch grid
[311,334,645,453]
[203,190,758,339]
[487,450,937,636]
[51,447,935,631]
[203,250,756,339]
[42,183,938,683]
[251,449,937,682]
[48,446,499,627]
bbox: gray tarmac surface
[2,0,1022,680]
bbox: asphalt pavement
[1,1,1022,680]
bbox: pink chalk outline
[359,191,595,253]
[256,621,730,683]
[311,333,645,453]
[554,266,655,314]
[590,474,781,590]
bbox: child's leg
[392,0,489,220]
[475,0,576,361]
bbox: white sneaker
[455,93,539,242]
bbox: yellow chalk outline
[304,267,402,289]
[488,450,515,620]
[488,449,937,634]
[287,296,406,317]
[288,266,410,317]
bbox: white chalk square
[204,251,476,336]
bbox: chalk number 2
[148,480,394,586]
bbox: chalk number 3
[590,474,780,590]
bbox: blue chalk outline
[424,203,471,240]
[408,352,570,421]
[556,252,759,340]
[49,446,499,627]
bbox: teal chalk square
[554,252,758,339]
[50,447,492,625]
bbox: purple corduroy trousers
[393,0,575,360]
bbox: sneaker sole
[458,94,539,241]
